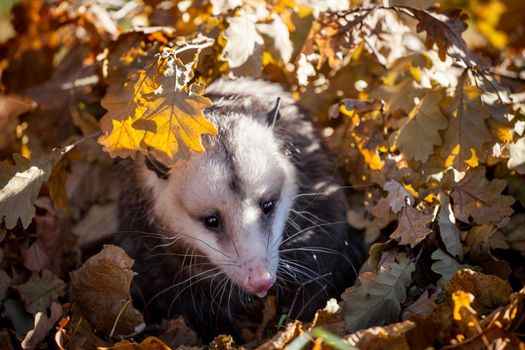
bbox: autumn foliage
[0,0,524,349]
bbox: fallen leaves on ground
[0,0,524,349]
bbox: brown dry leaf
[371,78,420,114]
[444,269,513,315]
[21,302,62,350]
[103,336,171,350]
[344,320,415,350]
[209,334,236,350]
[70,245,144,337]
[14,269,66,314]
[23,240,49,273]
[395,7,473,64]
[390,206,433,248]
[450,167,514,224]
[33,214,63,274]
[158,316,199,348]
[431,248,466,285]
[401,290,435,320]
[0,94,37,153]
[256,321,302,350]
[437,191,463,259]
[499,213,525,256]
[0,329,16,350]
[383,180,415,213]
[342,252,415,332]
[48,151,81,212]
[0,270,12,301]
[395,90,448,162]
[440,80,492,170]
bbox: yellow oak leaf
[99,118,146,159]
[141,84,215,162]
[98,71,149,159]
[98,39,217,165]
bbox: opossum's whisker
[277,258,324,285]
[289,209,340,245]
[292,184,373,200]
[291,209,330,225]
[296,164,340,213]
[167,267,224,319]
[209,272,228,309]
[285,216,302,233]
[156,224,232,259]
[276,265,300,284]
[279,246,355,267]
[232,239,240,258]
[143,252,207,260]
[148,266,222,307]
[293,283,329,320]
[276,220,348,248]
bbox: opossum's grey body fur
[115,78,364,340]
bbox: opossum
[115,78,365,340]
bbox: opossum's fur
[115,78,365,340]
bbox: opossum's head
[139,103,297,297]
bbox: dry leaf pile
[0,0,524,349]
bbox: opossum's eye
[260,200,275,214]
[203,215,220,229]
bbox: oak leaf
[396,7,473,65]
[222,14,264,76]
[21,302,62,350]
[0,94,37,152]
[440,81,492,170]
[344,320,415,350]
[14,269,66,314]
[342,252,415,332]
[431,248,466,284]
[140,76,216,164]
[390,206,433,248]
[396,90,448,162]
[437,191,463,258]
[99,40,217,165]
[383,180,415,213]
[444,269,512,315]
[450,167,514,224]
[0,152,59,229]
[508,136,525,174]
[371,78,420,114]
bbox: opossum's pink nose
[243,268,276,298]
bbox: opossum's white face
[139,116,297,297]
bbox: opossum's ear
[265,97,281,128]
[144,155,170,179]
